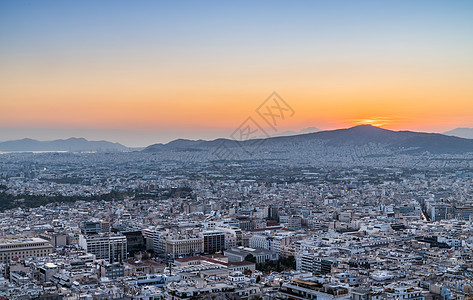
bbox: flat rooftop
[0,237,49,246]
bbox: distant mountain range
[0,138,128,152]
[2,125,473,155]
[144,125,473,155]
[444,128,473,139]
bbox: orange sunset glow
[1,1,473,146]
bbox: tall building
[431,204,455,222]
[142,227,157,250]
[78,234,127,263]
[288,216,302,230]
[216,226,242,248]
[249,234,291,255]
[202,231,225,253]
[267,205,279,221]
[297,252,334,275]
[120,229,145,254]
[153,232,167,256]
[0,237,53,263]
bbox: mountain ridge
[444,127,473,139]
[143,125,473,154]
[2,125,472,154]
[0,137,128,152]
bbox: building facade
[202,231,225,254]
[78,234,127,263]
[0,237,53,263]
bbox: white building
[79,234,127,263]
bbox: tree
[256,256,296,273]
[245,254,257,263]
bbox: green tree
[245,254,257,263]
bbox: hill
[444,128,473,139]
[0,137,128,152]
[144,125,473,155]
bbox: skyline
[1,1,473,146]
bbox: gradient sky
[1,0,473,146]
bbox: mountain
[268,126,320,138]
[143,125,473,155]
[0,137,128,152]
[443,128,473,139]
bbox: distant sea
[0,150,70,154]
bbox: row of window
[0,250,51,262]
[0,249,50,256]
[0,243,47,249]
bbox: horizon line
[1,124,472,147]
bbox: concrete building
[249,234,269,249]
[81,220,110,234]
[78,234,127,263]
[99,262,125,280]
[430,204,455,222]
[123,259,165,276]
[249,234,290,254]
[288,216,302,230]
[279,278,350,300]
[142,227,156,250]
[298,252,334,275]
[39,231,67,248]
[202,231,225,254]
[224,246,279,264]
[0,237,53,263]
[165,235,204,259]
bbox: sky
[1,0,473,146]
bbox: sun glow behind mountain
[352,117,393,128]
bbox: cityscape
[0,131,472,299]
[1,1,473,299]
